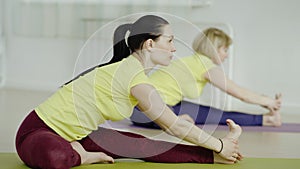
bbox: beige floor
[1,88,300,159]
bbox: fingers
[265,93,282,112]
[228,156,237,162]
[270,107,275,112]
[268,97,281,112]
[230,152,243,163]
[275,94,282,104]
[236,152,244,161]
[275,93,282,100]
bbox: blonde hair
[192,28,232,59]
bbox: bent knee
[17,130,80,169]
[42,149,80,169]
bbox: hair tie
[215,138,223,154]
[127,23,133,32]
[125,24,133,47]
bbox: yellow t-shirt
[35,55,151,141]
[150,53,216,106]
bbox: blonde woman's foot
[225,119,242,140]
[263,110,282,127]
[71,141,114,165]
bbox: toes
[226,119,239,128]
[226,119,235,126]
[99,153,114,163]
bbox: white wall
[199,0,300,113]
[3,0,300,113]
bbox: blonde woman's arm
[131,83,240,161]
[203,67,282,112]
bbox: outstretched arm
[131,83,240,162]
[203,67,282,112]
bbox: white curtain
[13,0,213,39]
[0,0,5,87]
[13,0,160,39]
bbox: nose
[171,44,176,52]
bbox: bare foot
[263,110,282,127]
[71,141,114,165]
[217,119,243,164]
[225,119,242,140]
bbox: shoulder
[130,83,156,98]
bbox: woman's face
[149,25,176,66]
[213,45,229,65]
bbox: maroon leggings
[16,111,213,169]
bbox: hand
[213,151,243,164]
[178,114,195,124]
[218,137,241,162]
[264,93,282,112]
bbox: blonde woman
[131,28,282,128]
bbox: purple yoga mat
[104,120,300,133]
[197,123,300,133]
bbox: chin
[160,62,170,66]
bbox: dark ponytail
[63,15,169,86]
[63,24,132,85]
[111,24,132,64]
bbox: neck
[132,52,155,75]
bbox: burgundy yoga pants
[16,110,213,169]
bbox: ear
[144,39,154,50]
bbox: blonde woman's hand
[264,93,282,112]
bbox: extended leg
[173,101,263,126]
[131,101,263,127]
[80,127,214,163]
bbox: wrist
[214,138,223,154]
